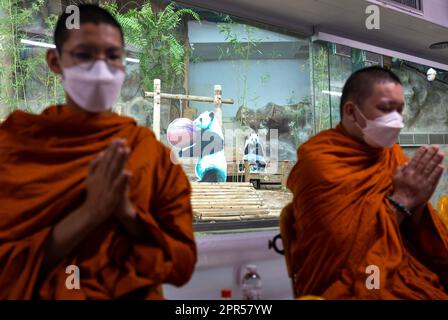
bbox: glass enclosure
[1,0,447,231]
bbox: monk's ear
[343,102,357,121]
[46,49,62,75]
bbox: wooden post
[244,160,250,183]
[214,85,222,127]
[281,161,289,190]
[153,79,161,140]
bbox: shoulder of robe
[132,126,174,162]
[297,128,340,160]
[134,125,157,143]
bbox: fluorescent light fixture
[20,39,56,49]
[125,57,140,63]
[21,39,141,63]
[322,90,342,97]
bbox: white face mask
[354,105,404,148]
[61,60,126,113]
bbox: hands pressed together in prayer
[86,139,132,225]
[391,145,445,225]
[86,139,147,239]
[41,139,146,273]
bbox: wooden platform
[191,182,271,222]
[179,159,296,189]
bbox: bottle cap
[221,289,232,298]
[246,264,257,272]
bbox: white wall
[163,229,293,300]
[422,0,448,28]
[189,59,310,117]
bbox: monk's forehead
[63,23,123,50]
[368,82,404,105]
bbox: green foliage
[102,2,200,93]
[312,43,331,132]
[0,0,63,115]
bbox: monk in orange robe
[285,66,448,299]
[0,5,196,299]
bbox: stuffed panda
[243,133,266,172]
[192,111,227,182]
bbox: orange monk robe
[0,105,197,299]
[286,124,448,299]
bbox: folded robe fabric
[0,105,197,299]
[286,124,448,299]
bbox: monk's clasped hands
[85,139,134,225]
[392,145,445,212]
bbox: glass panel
[311,41,331,132]
[184,11,312,229]
[328,44,352,126]
[7,1,446,231]
[388,58,448,133]
[188,16,313,163]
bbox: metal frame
[312,31,448,71]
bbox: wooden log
[192,202,263,206]
[192,193,258,196]
[193,207,266,211]
[145,92,234,104]
[192,201,264,205]
[192,199,263,203]
[195,208,269,213]
[198,215,267,221]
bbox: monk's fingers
[427,163,444,187]
[108,144,130,180]
[406,146,427,171]
[398,162,408,171]
[98,140,118,168]
[113,169,131,196]
[422,150,444,177]
[103,139,126,177]
[89,152,104,174]
[413,145,434,172]
[394,163,405,177]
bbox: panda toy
[191,111,227,182]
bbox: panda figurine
[192,111,227,182]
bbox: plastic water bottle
[242,265,262,300]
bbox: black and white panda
[192,111,227,182]
[243,133,266,172]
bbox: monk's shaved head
[340,66,402,118]
[54,4,124,53]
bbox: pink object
[167,118,195,148]
[61,60,125,113]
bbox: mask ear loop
[353,104,369,130]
